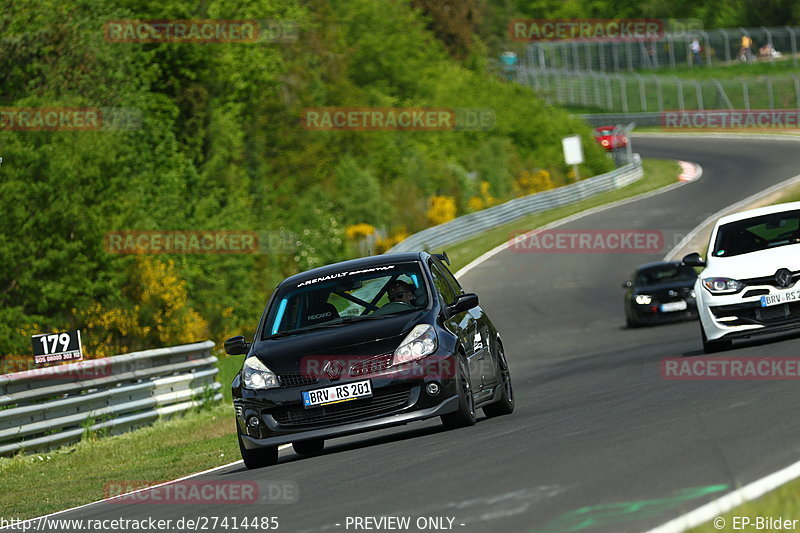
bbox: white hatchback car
[683,202,800,353]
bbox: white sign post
[562,135,584,181]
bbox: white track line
[645,458,800,533]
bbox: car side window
[429,261,458,305]
[436,260,464,297]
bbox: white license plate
[302,380,372,408]
[761,289,800,307]
[660,300,687,312]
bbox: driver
[386,280,416,306]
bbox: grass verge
[0,160,681,521]
[447,158,682,272]
[0,353,246,520]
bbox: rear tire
[292,439,324,455]
[483,345,514,418]
[238,430,278,469]
[441,354,476,429]
[701,325,731,354]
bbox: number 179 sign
[31,330,83,365]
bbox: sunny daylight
[2,1,800,532]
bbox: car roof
[280,252,428,286]
[715,201,800,226]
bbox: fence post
[667,34,676,68]
[702,31,712,67]
[787,26,798,68]
[762,27,774,63]
[673,77,685,111]
[766,77,774,109]
[741,80,750,110]
[692,81,704,110]
[652,75,664,112]
[604,74,613,109]
[793,75,800,109]
[620,77,629,112]
[720,29,731,63]
[634,73,647,112]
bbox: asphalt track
[42,136,800,533]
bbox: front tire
[701,324,731,354]
[441,354,476,429]
[483,345,514,418]
[238,431,278,469]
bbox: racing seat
[303,303,339,327]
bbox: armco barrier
[0,341,220,456]
[389,157,642,252]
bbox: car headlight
[635,295,652,305]
[242,356,279,390]
[393,324,437,365]
[702,277,743,294]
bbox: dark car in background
[226,251,514,469]
[623,261,699,327]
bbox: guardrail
[389,158,643,253]
[0,341,220,456]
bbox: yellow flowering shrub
[427,196,457,225]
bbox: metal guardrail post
[742,80,750,110]
[787,27,798,68]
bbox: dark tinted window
[635,264,697,286]
[712,210,800,257]
[429,262,458,305]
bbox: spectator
[690,38,702,65]
[739,35,753,62]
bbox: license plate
[761,289,800,307]
[302,380,372,408]
[660,300,687,312]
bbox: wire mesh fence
[524,26,800,71]
[518,67,800,112]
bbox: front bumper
[233,352,460,449]
[698,286,800,341]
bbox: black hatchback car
[226,251,513,469]
[623,261,699,328]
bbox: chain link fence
[525,26,800,71]
[518,67,800,112]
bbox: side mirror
[224,335,251,356]
[622,280,632,289]
[448,293,479,315]
[682,252,706,268]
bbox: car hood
[704,244,800,279]
[249,311,427,374]
[635,280,696,297]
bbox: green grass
[447,158,682,272]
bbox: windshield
[635,264,697,286]
[712,210,800,257]
[262,262,428,338]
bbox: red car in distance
[593,126,628,151]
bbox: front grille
[711,301,800,326]
[743,289,769,298]
[271,389,411,427]
[278,373,319,388]
[741,271,800,289]
[349,354,393,377]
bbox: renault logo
[323,359,345,381]
[775,268,793,288]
